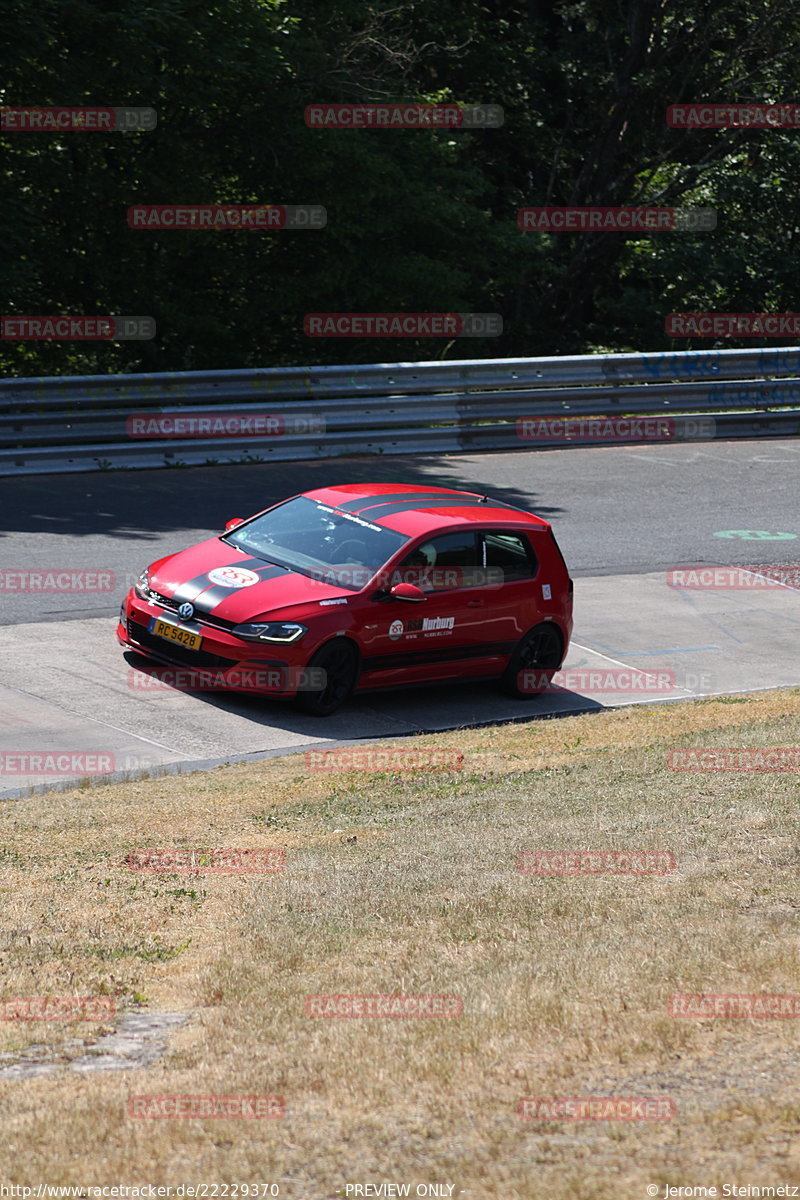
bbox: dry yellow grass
[0,689,798,1197]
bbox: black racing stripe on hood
[191,565,288,614]
[170,558,279,607]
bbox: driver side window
[394,531,479,591]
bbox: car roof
[300,483,550,538]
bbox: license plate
[149,616,203,651]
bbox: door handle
[467,598,484,607]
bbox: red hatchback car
[118,483,573,715]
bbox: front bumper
[117,591,309,697]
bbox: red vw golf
[118,483,573,715]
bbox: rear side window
[480,530,538,581]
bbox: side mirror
[389,582,427,602]
[224,517,244,531]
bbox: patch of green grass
[86,937,192,963]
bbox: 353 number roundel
[207,566,260,588]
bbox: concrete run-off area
[0,438,798,797]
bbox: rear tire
[294,638,359,716]
[500,623,563,698]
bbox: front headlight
[135,569,155,600]
[232,621,308,644]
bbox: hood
[148,537,351,621]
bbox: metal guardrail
[1,347,799,475]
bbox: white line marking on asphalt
[0,682,183,754]
[733,566,800,593]
[570,640,698,695]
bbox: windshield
[223,496,410,591]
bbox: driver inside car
[394,542,437,590]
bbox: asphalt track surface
[1,438,799,797]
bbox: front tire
[500,623,563,698]
[294,638,359,716]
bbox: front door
[358,530,500,688]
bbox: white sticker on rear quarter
[542,583,552,600]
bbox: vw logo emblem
[178,602,195,620]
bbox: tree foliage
[3,0,800,375]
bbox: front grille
[126,619,239,670]
[194,611,237,631]
[151,591,177,611]
[150,592,236,631]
